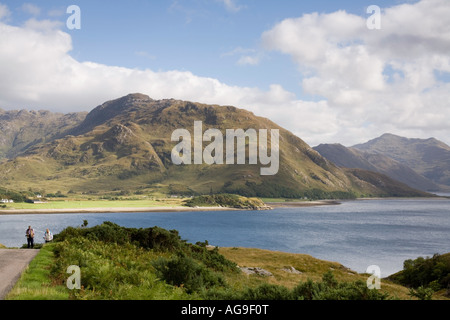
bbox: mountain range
[314,134,450,192]
[0,94,439,198]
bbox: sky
[0,0,449,147]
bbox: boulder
[239,267,273,277]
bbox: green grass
[6,244,68,300]
[5,198,186,210]
[219,247,412,300]
[6,223,447,300]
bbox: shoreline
[0,200,340,215]
[1,196,447,215]
[264,199,341,208]
[0,206,244,215]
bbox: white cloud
[222,47,264,66]
[237,55,260,66]
[23,18,64,31]
[0,0,449,148]
[0,16,332,147]
[21,3,41,16]
[0,3,10,21]
[261,0,450,146]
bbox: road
[0,249,40,300]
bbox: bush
[52,222,239,298]
[291,272,389,300]
[189,244,239,272]
[50,238,188,300]
[153,252,225,294]
[128,226,183,251]
[241,283,293,300]
[55,222,184,251]
[390,253,450,292]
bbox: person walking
[26,226,35,249]
[43,228,53,243]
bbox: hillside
[343,168,433,197]
[0,94,432,198]
[314,143,439,192]
[0,108,87,160]
[6,222,411,300]
[353,133,450,189]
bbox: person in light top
[43,228,53,243]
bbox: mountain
[0,94,431,198]
[314,144,440,192]
[0,108,87,160]
[352,133,450,189]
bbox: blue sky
[1,0,401,98]
[1,0,449,147]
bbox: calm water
[0,198,449,277]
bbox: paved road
[0,249,40,300]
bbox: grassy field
[4,198,186,210]
[219,247,412,300]
[2,196,322,211]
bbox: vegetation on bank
[8,222,448,301]
[184,194,270,210]
[221,182,358,200]
[388,253,450,300]
[0,187,32,203]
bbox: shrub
[390,253,450,292]
[153,252,225,294]
[241,283,293,300]
[291,272,390,300]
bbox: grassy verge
[6,222,448,300]
[6,244,68,300]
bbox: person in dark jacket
[26,226,35,248]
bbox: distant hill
[353,133,450,189]
[314,143,440,192]
[0,94,432,198]
[0,108,87,160]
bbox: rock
[281,266,302,274]
[239,267,273,277]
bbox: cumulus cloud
[0,3,10,21]
[0,0,449,147]
[21,3,41,16]
[262,0,450,145]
